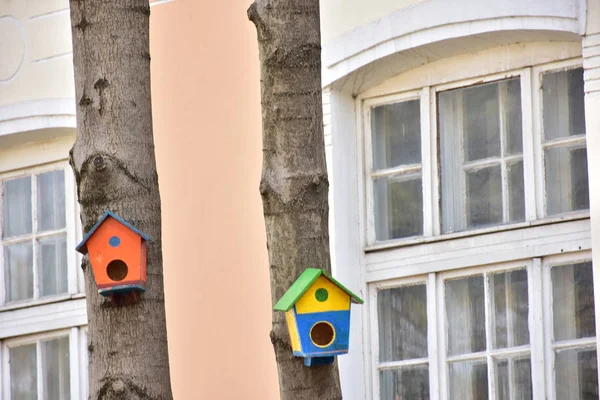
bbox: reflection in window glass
[446,275,486,355]
[552,262,595,341]
[542,67,588,216]
[439,78,524,233]
[3,177,32,238]
[42,336,71,400]
[380,366,429,400]
[449,359,488,400]
[10,344,38,399]
[374,175,423,240]
[371,99,423,241]
[372,100,421,169]
[378,284,427,361]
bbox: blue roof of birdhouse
[76,211,151,255]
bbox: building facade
[320,0,600,399]
[3,0,600,399]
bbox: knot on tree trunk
[97,377,159,400]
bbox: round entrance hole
[106,260,128,281]
[310,321,335,348]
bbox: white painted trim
[324,0,579,67]
[529,258,546,398]
[323,14,580,88]
[0,98,76,137]
[69,327,80,400]
[0,298,87,339]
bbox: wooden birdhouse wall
[86,217,144,286]
[295,276,350,314]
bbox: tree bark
[248,1,343,399]
[68,1,172,399]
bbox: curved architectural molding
[0,15,26,83]
[322,0,584,88]
[0,98,76,137]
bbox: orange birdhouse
[76,211,150,297]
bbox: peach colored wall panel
[150,1,278,399]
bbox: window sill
[366,212,590,253]
[0,292,86,313]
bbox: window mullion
[541,257,555,399]
[69,327,80,400]
[31,175,39,300]
[1,341,8,400]
[421,87,434,237]
[64,166,77,295]
[36,340,43,400]
[499,81,510,224]
[427,273,439,397]
[530,67,546,220]
[369,284,381,400]
[484,272,497,399]
[0,180,4,306]
[364,104,377,245]
[528,258,547,399]
[521,67,538,222]
[430,88,441,236]
[437,274,449,400]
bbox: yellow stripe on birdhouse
[295,276,350,314]
[285,309,302,352]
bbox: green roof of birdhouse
[273,268,364,311]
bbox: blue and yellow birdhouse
[274,268,363,367]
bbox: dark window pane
[466,165,502,228]
[374,175,423,240]
[380,366,429,400]
[372,100,421,169]
[543,68,585,141]
[378,284,427,361]
[446,275,486,355]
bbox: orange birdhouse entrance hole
[76,211,150,297]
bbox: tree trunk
[68,1,173,399]
[248,1,343,399]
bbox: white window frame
[361,58,588,250]
[0,161,84,310]
[0,327,88,400]
[532,60,588,220]
[368,252,595,400]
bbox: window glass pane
[3,176,32,238]
[374,175,422,240]
[446,275,486,355]
[462,82,501,161]
[552,261,595,341]
[555,348,598,400]
[372,100,421,169]
[542,68,585,141]
[545,146,589,215]
[508,161,525,222]
[39,235,68,297]
[449,359,488,400]
[380,366,429,400]
[491,269,529,349]
[42,336,71,400]
[439,78,523,233]
[466,165,502,229]
[4,242,33,302]
[10,343,38,399]
[496,356,532,400]
[505,79,523,155]
[378,284,427,361]
[37,170,66,232]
